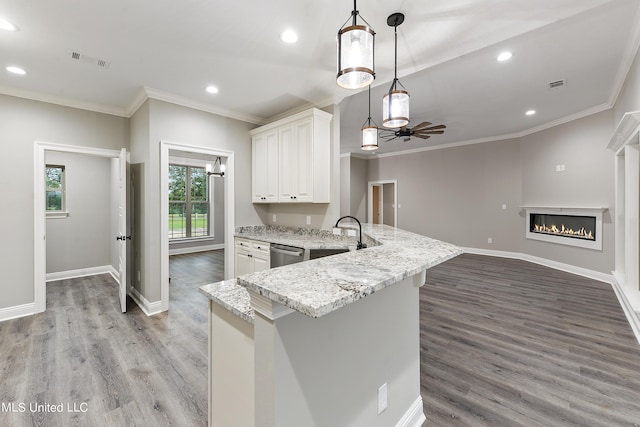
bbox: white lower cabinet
[235,238,270,276]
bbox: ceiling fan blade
[410,121,433,131]
[413,134,431,140]
[423,124,446,131]
[416,130,445,135]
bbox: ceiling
[1,0,639,155]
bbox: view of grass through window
[46,165,64,211]
[169,164,209,239]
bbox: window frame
[45,164,68,218]
[168,163,212,240]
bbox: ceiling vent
[66,49,111,69]
[548,79,566,89]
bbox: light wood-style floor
[2,251,639,426]
[0,250,223,427]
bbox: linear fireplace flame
[530,213,596,241]
[524,207,604,251]
[532,223,594,240]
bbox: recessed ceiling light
[206,85,219,94]
[280,29,298,44]
[497,51,512,62]
[0,17,19,32]
[6,66,26,75]
[525,109,536,116]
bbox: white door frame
[367,180,398,227]
[34,141,124,313]
[160,141,235,312]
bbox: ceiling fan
[379,121,446,142]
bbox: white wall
[45,151,113,274]
[614,44,640,125]
[0,94,128,310]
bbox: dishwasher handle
[270,246,304,257]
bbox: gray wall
[520,110,615,273]
[614,44,640,125]
[0,94,128,310]
[382,183,395,226]
[340,155,350,217]
[130,98,259,303]
[45,151,113,273]
[349,157,368,222]
[367,138,522,250]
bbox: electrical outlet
[333,228,342,235]
[347,229,357,237]
[377,383,388,415]
[306,215,311,225]
[556,164,566,172]
[488,237,493,244]
[272,214,277,222]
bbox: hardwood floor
[421,254,640,426]
[2,251,639,426]
[0,250,223,427]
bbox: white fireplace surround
[523,206,606,251]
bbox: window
[168,164,210,239]
[46,165,65,212]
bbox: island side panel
[253,273,425,427]
[209,302,254,427]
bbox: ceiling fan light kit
[336,0,375,90]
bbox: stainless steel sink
[307,248,350,260]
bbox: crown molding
[141,87,267,125]
[609,1,640,108]
[0,84,129,117]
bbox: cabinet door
[293,118,313,202]
[235,250,252,277]
[253,131,278,203]
[252,255,270,272]
[278,124,297,202]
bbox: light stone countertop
[199,279,254,324]
[200,224,462,319]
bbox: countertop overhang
[201,224,462,319]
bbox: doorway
[368,180,398,227]
[159,141,235,312]
[34,142,128,314]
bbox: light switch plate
[332,228,342,235]
[306,215,311,225]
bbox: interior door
[118,148,128,313]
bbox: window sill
[46,211,69,219]
[169,236,215,244]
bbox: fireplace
[524,207,605,250]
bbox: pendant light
[206,157,225,177]
[336,0,375,89]
[382,13,409,128]
[361,85,378,150]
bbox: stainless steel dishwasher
[270,244,305,268]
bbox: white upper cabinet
[250,108,332,204]
[252,130,279,203]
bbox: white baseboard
[169,243,224,256]
[0,302,36,322]
[610,272,640,345]
[462,247,614,284]
[46,265,116,282]
[395,396,426,427]
[129,287,163,316]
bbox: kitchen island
[200,224,461,427]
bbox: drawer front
[235,238,252,250]
[252,240,270,254]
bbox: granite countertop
[200,224,462,319]
[199,279,254,324]
[233,225,375,250]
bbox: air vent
[548,79,566,89]
[66,49,111,69]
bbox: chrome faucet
[335,216,367,250]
